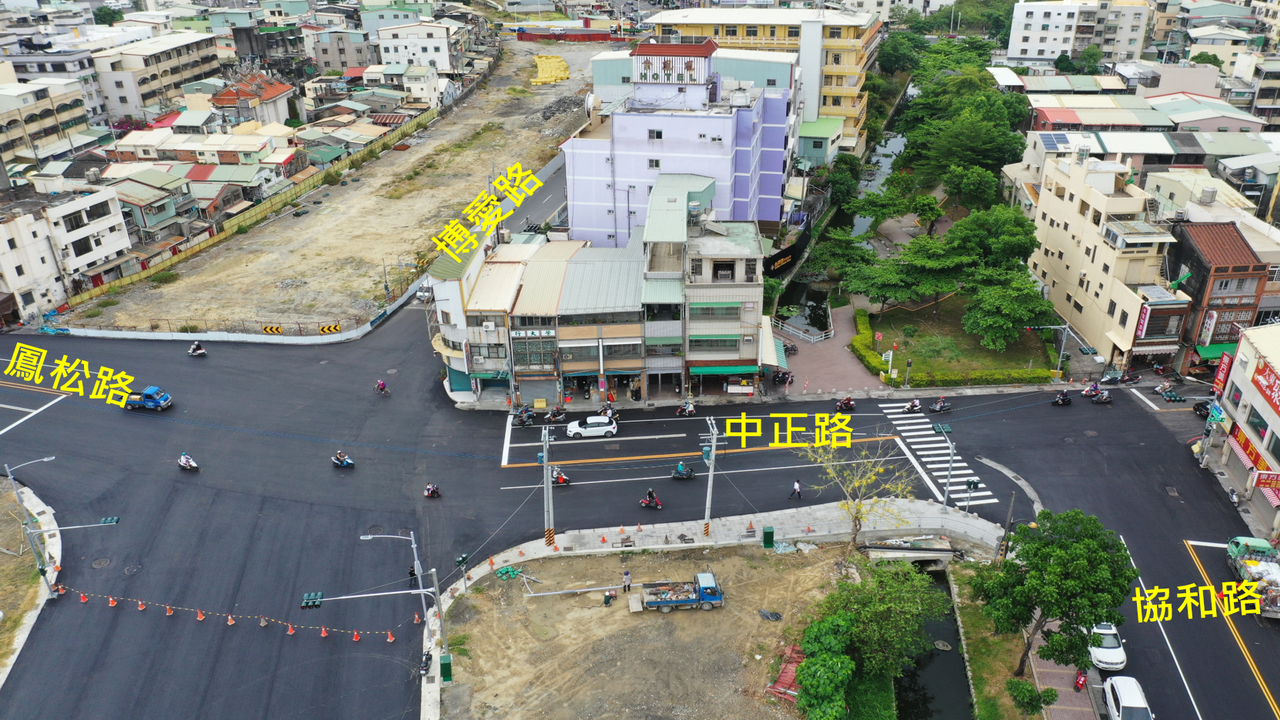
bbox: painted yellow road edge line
[0,378,67,396]
[1184,539,1280,719]
[502,434,901,468]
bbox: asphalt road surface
[0,311,1275,720]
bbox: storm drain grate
[92,558,110,569]
[368,525,384,535]
[1166,487,1179,497]
[604,444,620,451]
[1084,430,1099,437]
[124,564,143,576]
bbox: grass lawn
[869,294,1050,375]
[0,491,41,672]
[952,566,1041,720]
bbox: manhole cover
[1166,487,1179,497]
[386,368,398,374]
[368,525,384,535]
[1084,430,1099,437]
[1241,508,1252,514]
[1063,437,1075,443]
[604,443,620,450]
[933,640,952,651]
[92,558,110,569]
[397,528,413,537]
[124,564,142,576]
[319,360,329,365]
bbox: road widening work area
[441,545,842,720]
[67,41,604,329]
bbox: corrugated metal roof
[466,261,525,312]
[1023,75,1073,92]
[558,246,644,314]
[985,66,1024,88]
[488,243,541,262]
[1193,132,1271,155]
[799,118,843,139]
[1095,132,1175,155]
[112,179,168,206]
[512,259,570,316]
[1182,222,1261,267]
[531,240,585,260]
[643,174,716,244]
[642,278,683,304]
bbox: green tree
[1190,51,1224,69]
[795,653,855,720]
[764,277,784,311]
[898,233,979,310]
[1006,678,1059,719]
[944,204,1039,268]
[794,442,915,550]
[942,164,1001,211]
[1053,53,1076,74]
[1078,45,1103,74]
[843,257,919,314]
[909,194,943,235]
[804,227,876,280]
[878,32,929,75]
[971,508,1140,677]
[960,268,1055,351]
[899,108,1026,184]
[845,171,917,230]
[94,6,124,24]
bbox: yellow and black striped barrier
[319,324,341,334]
[262,326,284,335]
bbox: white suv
[1103,676,1153,720]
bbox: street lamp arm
[30,521,118,533]
[321,588,438,602]
[3,456,56,476]
[360,534,411,541]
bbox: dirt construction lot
[72,41,612,329]
[440,544,848,720]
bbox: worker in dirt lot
[623,570,631,593]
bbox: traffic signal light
[702,446,711,462]
[300,592,323,609]
[455,554,469,568]
[100,517,119,525]
[907,359,913,367]
[1162,391,1187,403]
[966,479,979,491]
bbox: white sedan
[1089,623,1127,671]
[566,416,618,439]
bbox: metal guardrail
[772,316,835,344]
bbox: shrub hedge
[849,309,1053,388]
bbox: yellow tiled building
[648,8,882,154]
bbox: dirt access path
[73,41,611,329]
[440,544,847,720]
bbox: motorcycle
[835,397,857,412]
[332,455,355,468]
[188,346,207,358]
[1153,381,1174,396]
[544,406,567,423]
[513,414,535,428]
[178,455,198,471]
[1082,385,1102,398]
[902,401,923,414]
[423,485,442,498]
[676,403,696,417]
[1091,390,1112,404]
[1118,372,1141,385]
[672,464,695,480]
[1052,393,1072,406]
[598,405,620,421]
[640,495,663,510]
[550,466,570,486]
[375,384,391,397]
[772,370,793,386]
[783,342,799,357]
[929,399,952,413]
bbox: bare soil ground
[439,544,848,720]
[0,491,41,673]
[71,41,612,329]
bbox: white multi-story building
[0,174,132,321]
[93,33,219,120]
[1003,0,1150,68]
[375,22,462,74]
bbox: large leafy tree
[897,233,979,310]
[1190,51,1224,69]
[909,194,943,235]
[803,227,876,280]
[1054,53,1076,74]
[843,257,920,314]
[944,204,1039,268]
[898,108,1026,184]
[960,268,1056,351]
[942,164,1002,211]
[1078,45,1104,74]
[845,170,918,230]
[971,509,1139,677]
[94,6,123,24]
[878,31,929,75]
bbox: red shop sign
[1230,423,1272,472]
[1254,471,1280,489]
[1253,358,1280,419]
[1214,352,1235,395]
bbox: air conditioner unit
[743,335,754,343]
[482,321,496,331]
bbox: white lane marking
[1130,388,1162,411]
[1185,540,1229,548]
[933,468,975,476]
[0,393,63,438]
[906,441,952,449]
[1119,535,1205,720]
[926,462,968,469]
[509,432,686,448]
[962,498,1000,506]
[498,456,905,490]
[915,449,954,455]
[894,435,943,501]
[501,416,514,467]
[0,402,35,413]
[898,430,937,437]
[890,417,934,425]
[946,491,993,499]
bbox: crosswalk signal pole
[541,426,554,546]
[702,417,718,537]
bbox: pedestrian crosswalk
[878,402,999,508]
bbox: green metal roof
[642,174,716,244]
[306,146,347,163]
[641,278,683,304]
[798,117,843,140]
[690,364,757,375]
[1195,341,1237,361]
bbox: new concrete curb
[0,483,60,692]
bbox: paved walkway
[1029,620,1104,720]
[779,305,890,396]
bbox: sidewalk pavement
[1199,429,1279,540]
[779,304,890,396]
[1028,620,1104,720]
[421,496,1006,720]
[0,483,61,693]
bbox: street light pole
[359,532,432,645]
[702,416,718,537]
[542,426,554,546]
[932,425,954,508]
[6,457,57,597]
[430,567,449,654]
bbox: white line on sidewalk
[894,435,943,502]
[1130,388,1162,411]
[1185,540,1229,548]
[497,457,905,490]
[509,433,686,448]
[0,394,63,438]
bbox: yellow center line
[0,378,67,396]
[1183,539,1280,719]
[502,434,901,468]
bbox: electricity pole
[541,425,554,546]
[701,417,718,537]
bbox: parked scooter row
[772,370,794,386]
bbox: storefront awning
[690,365,758,375]
[1105,330,1133,354]
[1261,487,1280,508]
[760,321,781,369]
[1130,344,1180,356]
[1228,436,1256,470]
[1194,342,1237,363]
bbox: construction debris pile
[643,582,697,603]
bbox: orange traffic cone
[56,583,65,594]
[287,624,295,635]
[489,556,494,569]
[806,526,813,533]
[553,545,559,551]
[320,626,329,638]
[414,612,421,624]
[79,593,87,603]
[637,523,642,531]
[518,549,525,557]
[227,615,235,626]
[108,596,117,607]
[620,527,625,534]
[600,535,607,543]
[748,521,754,530]
[353,631,361,642]
[54,564,61,572]
[137,600,146,611]
[387,631,395,643]
[166,605,173,616]
[197,609,205,621]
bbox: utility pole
[430,567,449,654]
[998,492,1016,565]
[541,425,554,546]
[933,423,954,508]
[702,416,718,537]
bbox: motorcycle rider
[675,461,691,478]
[190,341,204,355]
[645,487,657,504]
[1056,390,1070,403]
[376,379,387,394]
[904,398,922,413]
[679,399,694,415]
[180,451,194,467]
[935,395,947,408]
[424,483,439,497]
[336,450,349,465]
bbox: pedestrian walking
[789,480,802,499]
[407,566,417,588]
[622,570,631,593]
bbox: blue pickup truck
[125,386,172,411]
[638,572,724,613]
